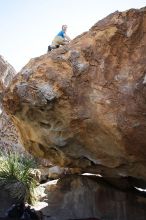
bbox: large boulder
[0,55,16,99]
[3,8,146,181]
[0,111,23,153]
[39,175,146,220]
[0,56,24,153]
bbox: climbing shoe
[48,45,52,52]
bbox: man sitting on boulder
[48,25,71,52]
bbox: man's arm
[64,33,71,41]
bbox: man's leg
[51,45,59,49]
[47,36,63,52]
[61,40,69,45]
[48,45,59,52]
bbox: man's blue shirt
[57,30,65,38]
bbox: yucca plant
[0,151,37,204]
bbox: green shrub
[0,152,37,204]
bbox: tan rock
[30,166,82,182]
[3,8,146,180]
[0,55,16,95]
[39,175,146,220]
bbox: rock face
[0,56,24,153]
[0,56,15,83]
[40,175,146,220]
[0,55,16,103]
[0,111,23,153]
[3,8,146,181]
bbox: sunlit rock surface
[3,8,146,181]
[0,55,15,95]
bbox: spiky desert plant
[0,152,37,204]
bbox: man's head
[62,25,67,31]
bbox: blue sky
[0,0,145,71]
